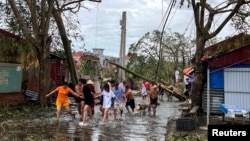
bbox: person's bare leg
[126,106,130,113]
[65,105,75,119]
[102,108,109,123]
[148,104,151,115]
[88,107,93,123]
[77,103,81,115]
[99,105,104,116]
[120,109,123,118]
[113,108,117,120]
[131,105,134,113]
[56,105,62,120]
[81,104,85,121]
[102,108,107,123]
[65,105,70,113]
[82,105,89,124]
[78,101,84,115]
[153,107,156,116]
[82,101,85,111]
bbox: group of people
[45,79,96,125]
[45,78,145,126]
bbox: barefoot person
[87,79,96,115]
[74,78,85,117]
[111,81,125,120]
[125,85,135,114]
[45,82,82,120]
[95,83,121,124]
[147,84,159,116]
[79,79,94,126]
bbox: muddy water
[6,96,182,141]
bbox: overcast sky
[74,0,236,57]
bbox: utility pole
[119,11,126,82]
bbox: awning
[183,66,195,76]
[183,66,195,82]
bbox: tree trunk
[52,9,78,86]
[38,54,53,106]
[36,35,54,106]
[191,34,206,107]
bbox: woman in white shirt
[95,83,121,124]
[138,81,147,100]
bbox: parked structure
[202,33,250,114]
[0,27,132,105]
[0,29,67,105]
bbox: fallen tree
[105,59,186,101]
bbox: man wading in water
[125,85,135,114]
[147,84,159,116]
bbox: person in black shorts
[148,85,159,116]
[79,79,94,126]
[74,79,85,116]
[125,85,135,113]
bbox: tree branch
[208,0,246,39]
[25,0,39,39]
[7,0,33,40]
[60,0,83,13]
[40,0,46,34]
[45,0,55,34]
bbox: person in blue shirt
[111,81,125,120]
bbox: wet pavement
[6,95,182,141]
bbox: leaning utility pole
[119,11,126,82]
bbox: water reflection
[10,96,182,141]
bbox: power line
[155,0,176,81]
[158,0,173,31]
[183,16,194,35]
[166,3,178,30]
[94,3,100,48]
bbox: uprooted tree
[106,59,187,101]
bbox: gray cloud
[73,0,236,57]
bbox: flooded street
[4,96,182,141]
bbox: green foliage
[0,104,51,121]
[231,4,250,34]
[0,34,33,63]
[170,133,207,141]
[126,30,194,83]
[0,104,53,141]
[79,59,100,76]
[0,0,32,36]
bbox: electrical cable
[158,1,173,30]
[94,3,99,48]
[154,0,176,81]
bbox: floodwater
[4,95,182,141]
